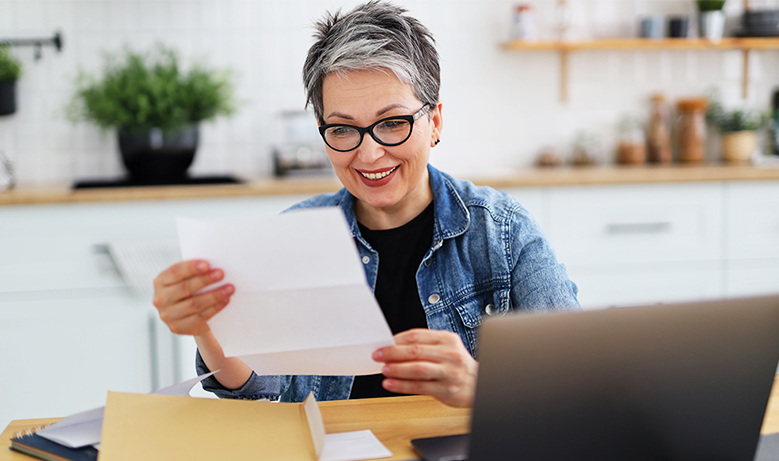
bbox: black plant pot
[0,81,17,116]
[118,125,199,182]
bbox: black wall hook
[0,31,63,61]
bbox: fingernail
[222,285,234,296]
[383,379,394,390]
[382,365,390,374]
[197,262,209,273]
[210,269,223,281]
[373,350,383,361]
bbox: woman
[153,0,579,409]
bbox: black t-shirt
[349,202,434,399]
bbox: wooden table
[3,376,779,461]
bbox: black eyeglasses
[318,104,431,152]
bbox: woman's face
[321,69,442,228]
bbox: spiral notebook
[10,426,98,461]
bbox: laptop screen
[463,295,779,461]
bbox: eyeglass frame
[317,104,432,152]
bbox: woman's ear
[430,101,443,147]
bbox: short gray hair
[303,0,440,123]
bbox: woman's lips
[356,165,398,187]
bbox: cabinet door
[0,296,153,429]
[726,259,779,297]
[725,181,779,261]
[567,262,723,310]
[547,183,723,266]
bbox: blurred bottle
[511,4,538,41]
[675,97,708,163]
[646,94,672,163]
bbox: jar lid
[677,97,708,111]
[650,93,666,102]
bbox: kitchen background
[3,0,779,436]
[2,0,779,185]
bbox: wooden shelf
[502,37,779,101]
[503,37,779,51]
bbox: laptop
[412,295,779,461]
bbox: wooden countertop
[2,164,779,206]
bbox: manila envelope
[98,391,324,461]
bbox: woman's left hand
[373,328,478,408]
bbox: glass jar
[675,97,708,163]
[570,131,600,166]
[510,4,538,41]
[616,116,647,165]
[646,94,672,163]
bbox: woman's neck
[355,180,433,231]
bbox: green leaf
[696,0,726,11]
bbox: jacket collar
[336,164,470,242]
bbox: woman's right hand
[152,260,234,336]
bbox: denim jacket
[197,165,579,401]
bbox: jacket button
[361,256,370,264]
[428,293,440,304]
[485,304,496,315]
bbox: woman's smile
[357,165,398,185]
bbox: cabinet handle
[606,222,672,234]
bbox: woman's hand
[374,329,478,408]
[152,260,234,336]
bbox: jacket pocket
[450,287,511,357]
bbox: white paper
[37,372,216,448]
[321,430,393,461]
[177,207,395,376]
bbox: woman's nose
[356,133,385,164]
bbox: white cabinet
[566,262,723,309]
[504,180,778,310]
[724,181,779,297]
[0,194,307,429]
[546,183,723,266]
[0,296,153,422]
[725,181,779,261]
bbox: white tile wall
[1,0,778,185]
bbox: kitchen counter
[2,164,779,206]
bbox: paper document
[321,430,393,461]
[177,207,395,376]
[36,372,216,449]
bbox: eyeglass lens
[324,118,412,151]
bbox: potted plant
[0,45,22,116]
[697,0,727,41]
[67,45,236,182]
[706,99,770,163]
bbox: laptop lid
[463,295,779,461]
